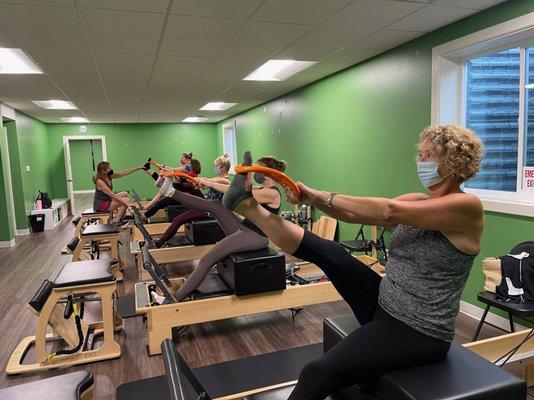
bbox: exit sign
[524,167,534,190]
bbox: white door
[63,137,74,208]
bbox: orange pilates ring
[161,169,198,184]
[234,164,301,199]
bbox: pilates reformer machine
[134,231,380,355]
[130,205,225,272]
[6,259,122,374]
[120,322,532,400]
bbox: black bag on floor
[37,191,52,209]
[496,241,534,303]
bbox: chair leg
[509,313,515,333]
[473,304,490,341]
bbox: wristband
[327,192,337,207]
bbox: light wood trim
[6,281,121,374]
[133,223,185,242]
[215,380,297,400]
[148,244,214,263]
[143,279,342,355]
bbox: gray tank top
[378,225,475,342]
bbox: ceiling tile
[351,29,426,50]
[171,0,262,19]
[275,44,341,60]
[0,30,16,47]
[387,5,478,32]
[165,15,243,41]
[89,34,159,54]
[81,8,165,36]
[0,75,64,99]
[251,0,351,25]
[218,81,271,101]
[298,0,424,46]
[153,55,213,77]
[28,49,94,70]
[0,0,73,7]
[160,38,226,57]
[9,29,88,52]
[322,47,384,65]
[431,0,506,10]
[78,0,169,13]
[144,81,188,102]
[95,52,155,67]
[233,21,311,45]
[0,4,81,33]
[219,42,285,59]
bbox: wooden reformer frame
[135,255,380,355]
[6,280,122,374]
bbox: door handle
[66,179,74,182]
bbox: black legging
[288,231,451,400]
[144,197,182,218]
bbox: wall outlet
[25,165,31,172]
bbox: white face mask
[417,161,449,188]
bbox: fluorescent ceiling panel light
[183,116,209,123]
[33,100,77,110]
[244,59,316,81]
[61,117,89,123]
[0,48,43,74]
[199,102,237,111]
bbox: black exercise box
[185,218,226,246]
[217,247,286,296]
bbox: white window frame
[221,120,238,174]
[432,11,534,217]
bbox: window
[464,48,520,192]
[432,11,534,216]
[222,120,237,174]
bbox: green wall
[69,139,103,191]
[46,123,219,200]
[218,0,534,311]
[14,112,52,217]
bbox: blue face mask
[417,161,448,188]
[214,166,222,175]
[254,172,265,184]
[184,165,191,172]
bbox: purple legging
[155,209,207,248]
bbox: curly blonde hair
[215,153,231,172]
[419,124,483,183]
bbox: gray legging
[167,190,269,301]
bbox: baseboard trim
[16,229,29,236]
[460,299,527,333]
[0,238,16,248]
[73,190,95,194]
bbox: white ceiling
[0,0,506,123]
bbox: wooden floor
[0,192,532,398]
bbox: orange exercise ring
[161,169,198,184]
[234,164,301,199]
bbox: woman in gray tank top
[223,125,484,400]
[93,161,144,222]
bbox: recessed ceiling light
[61,117,89,123]
[0,48,42,74]
[244,59,316,81]
[199,102,237,111]
[183,116,209,123]
[33,100,77,110]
